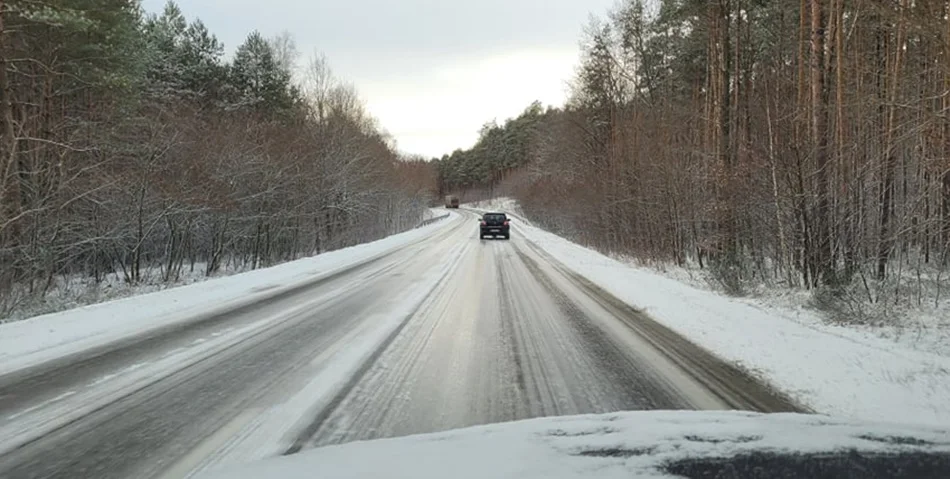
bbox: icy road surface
[0,211,800,478]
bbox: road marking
[6,390,77,420]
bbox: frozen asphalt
[0,211,801,478]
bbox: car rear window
[484,214,507,222]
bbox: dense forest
[439,0,950,318]
[0,1,435,315]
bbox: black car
[479,213,510,239]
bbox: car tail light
[503,221,510,226]
[480,221,487,226]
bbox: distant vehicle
[444,195,460,208]
[480,213,510,240]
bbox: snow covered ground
[200,410,950,479]
[2,213,456,323]
[625,262,950,358]
[2,263,223,323]
[0,211,456,378]
[471,198,950,426]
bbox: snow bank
[483,201,950,426]
[470,197,524,216]
[0,212,457,377]
[199,410,950,479]
[3,263,224,323]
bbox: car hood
[198,410,950,478]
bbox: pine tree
[230,31,296,112]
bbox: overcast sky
[141,0,616,158]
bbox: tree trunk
[0,0,22,262]
[811,0,832,285]
[944,1,950,264]
[711,0,735,264]
[878,0,910,279]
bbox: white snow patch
[198,410,950,479]
[617,256,950,358]
[0,211,456,378]
[469,197,524,217]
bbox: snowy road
[0,211,800,479]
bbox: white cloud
[362,48,577,157]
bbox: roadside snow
[0,212,456,378]
[3,263,224,323]
[608,252,950,358]
[199,410,950,479]
[478,200,950,426]
[470,197,524,216]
